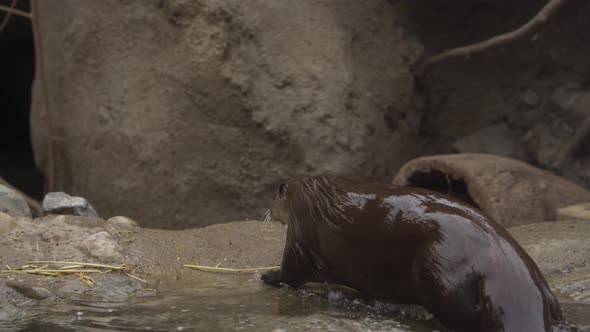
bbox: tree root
[413,0,571,76]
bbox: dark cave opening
[406,170,479,208]
[0,0,44,200]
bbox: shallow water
[1,272,588,332]
[0,272,443,332]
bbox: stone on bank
[42,192,99,217]
[79,231,125,263]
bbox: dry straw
[183,264,280,273]
[0,261,144,287]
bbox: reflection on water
[0,273,441,332]
[1,272,587,332]
[561,301,590,327]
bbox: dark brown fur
[263,175,574,332]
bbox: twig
[0,176,42,216]
[0,268,104,274]
[413,0,571,76]
[30,0,57,192]
[0,3,30,19]
[126,273,148,283]
[27,260,130,270]
[0,0,19,32]
[1,261,138,287]
[78,273,95,287]
[183,264,280,273]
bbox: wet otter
[262,175,572,332]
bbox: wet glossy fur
[262,175,571,332]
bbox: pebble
[79,231,124,262]
[6,281,53,300]
[42,192,99,217]
[106,216,141,234]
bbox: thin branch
[0,0,19,33]
[30,0,57,192]
[183,264,280,273]
[413,0,571,76]
[0,177,42,217]
[0,3,30,20]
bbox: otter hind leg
[414,265,487,332]
[477,277,555,332]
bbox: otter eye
[278,183,287,199]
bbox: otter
[262,175,574,332]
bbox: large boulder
[393,153,590,227]
[31,0,422,228]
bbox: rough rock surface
[42,191,99,217]
[30,0,422,228]
[0,184,31,218]
[0,214,123,266]
[393,153,590,227]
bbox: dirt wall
[404,0,590,187]
[30,0,423,228]
[30,1,590,228]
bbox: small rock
[0,184,32,218]
[556,202,590,221]
[88,274,143,301]
[80,231,124,262]
[5,281,53,300]
[521,89,540,107]
[56,280,89,295]
[0,212,16,234]
[42,192,99,217]
[0,300,19,320]
[106,216,141,234]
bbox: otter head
[267,182,289,224]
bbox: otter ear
[278,183,287,199]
